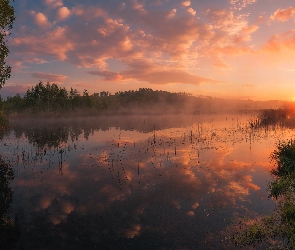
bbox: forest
[1,81,292,116]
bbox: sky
[3,0,295,101]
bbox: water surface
[2,114,291,249]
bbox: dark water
[1,114,289,249]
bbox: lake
[1,113,292,249]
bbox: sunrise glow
[4,0,295,101]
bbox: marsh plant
[231,139,295,249]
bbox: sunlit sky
[4,0,295,100]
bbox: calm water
[1,114,293,249]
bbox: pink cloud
[11,27,74,61]
[31,72,68,82]
[72,5,107,20]
[270,7,295,22]
[32,11,51,29]
[56,7,71,21]
[1,84,29,96]
[10,2,258,84]
[87,59,220,85]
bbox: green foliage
[231,139,295,249]
[269,177,294,199]
[271,140,295,177]
[0,0,15,88]
[0,110,8,128]
[0,156,14,216]
[281,200,295,223]
[24,81,68,112]
[3,82,196,114]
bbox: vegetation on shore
[231,139,295,249]
[1,82,294,117]
[2,81,198,115]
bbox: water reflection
[0,156,20,249]
[2,114,292,249]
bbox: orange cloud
[230,0,256,10]
[263,34,281,52]
[263,30,295,53]
[182,1,191,7]
[270,7,295,22]
[187,7,196,16]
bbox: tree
[0,0,15,88]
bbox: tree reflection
[11,115,198,149]
[231,139,295,249]
[0,156,20,249]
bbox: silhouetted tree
[0,0,15,88]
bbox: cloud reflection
[3,114,283,248]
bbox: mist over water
[2,113,292,249]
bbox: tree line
[1,81,195,114]
[1,81,294,115]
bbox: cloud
[10,1,258,85]
[31,11,52,29]
[187,7,196,16]
[88,69,219,85]
[230,0,256,10]
[72,5,106,19]
[270,7,295,22]
[1,84,29,97]
[263,30,295,53]
[182,1,191,7]
[56,7,71,21]
[31,72,68,82]
[202,9,255,68]
[87,59,220,85]
[263,34,281,52]
[44,0,63,9]
[11,27,74,61]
